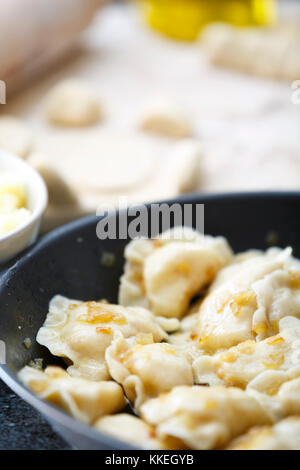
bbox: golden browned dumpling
[197,247,300,352]
[277,377,300,415]
[94,414,181,450]
[36,295,170,381]
[141,385,281,450]
[227,417,300,450]
[119,228,233,318]
[22,231,300,450]
[193,316,300,392]
[106,333,194,411]
[18,366,125,424]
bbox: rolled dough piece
[171,139,203,194]
[200,23,238,66]
[139,98,192,138]
[29,152,78,207]
[253,34,294,79]
[44,79,102,127]
[200,23,300,81]
[34,131,156,193]
[0,115,33,159]
[282,44,300,81]
[32,130,186,232]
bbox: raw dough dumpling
[36,295,169,381]
[200,23,299,81]
[18,366,125,424]
[200,23,241,67]
[45,79,102,127]
[282,44,300,81]
[193,316,300,391]
[141,385,281,450]
[226,417,300,450]
[94,414,179,450]
[139,98,192,138]
[106,333,194,411]
[196,247,300,352]
[119,228,233,318]
[0,115,32,159]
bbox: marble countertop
[0,379,69,450]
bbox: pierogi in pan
[226,416,300,450]
[18,366,125,424]
[193,316,300,392]
[140,385,281,450]
[94,413,181,450]
[119,228,233,318]
[36,295,170,381]
[19,228,300,449]
[106,333,194,411]
[196,247,300,353]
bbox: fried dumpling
[119,228,233,318]
[106,333,194,410]
[193,316,300,392]
[226,417,300,450]
[197,247,300,352]
[277,377,300,415]
[18,366,125,424]
[94,414,181,450]
[141,385,282,450]
[36,295,169,381]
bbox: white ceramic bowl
[0,150,48,263]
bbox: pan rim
[2,190,300,449]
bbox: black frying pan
[1,192,300,450]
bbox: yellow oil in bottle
[138,0,277,41]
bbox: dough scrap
[200,23,300,81]
[139,98,192,138]
[0,115,32,159]
[44,79,102,127]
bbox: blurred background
[0,0,299,231]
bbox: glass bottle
[138,0,277,41]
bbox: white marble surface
[3,3,300,229]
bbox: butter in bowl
[0,150,48,263]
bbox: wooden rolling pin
[0,0,103,94]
